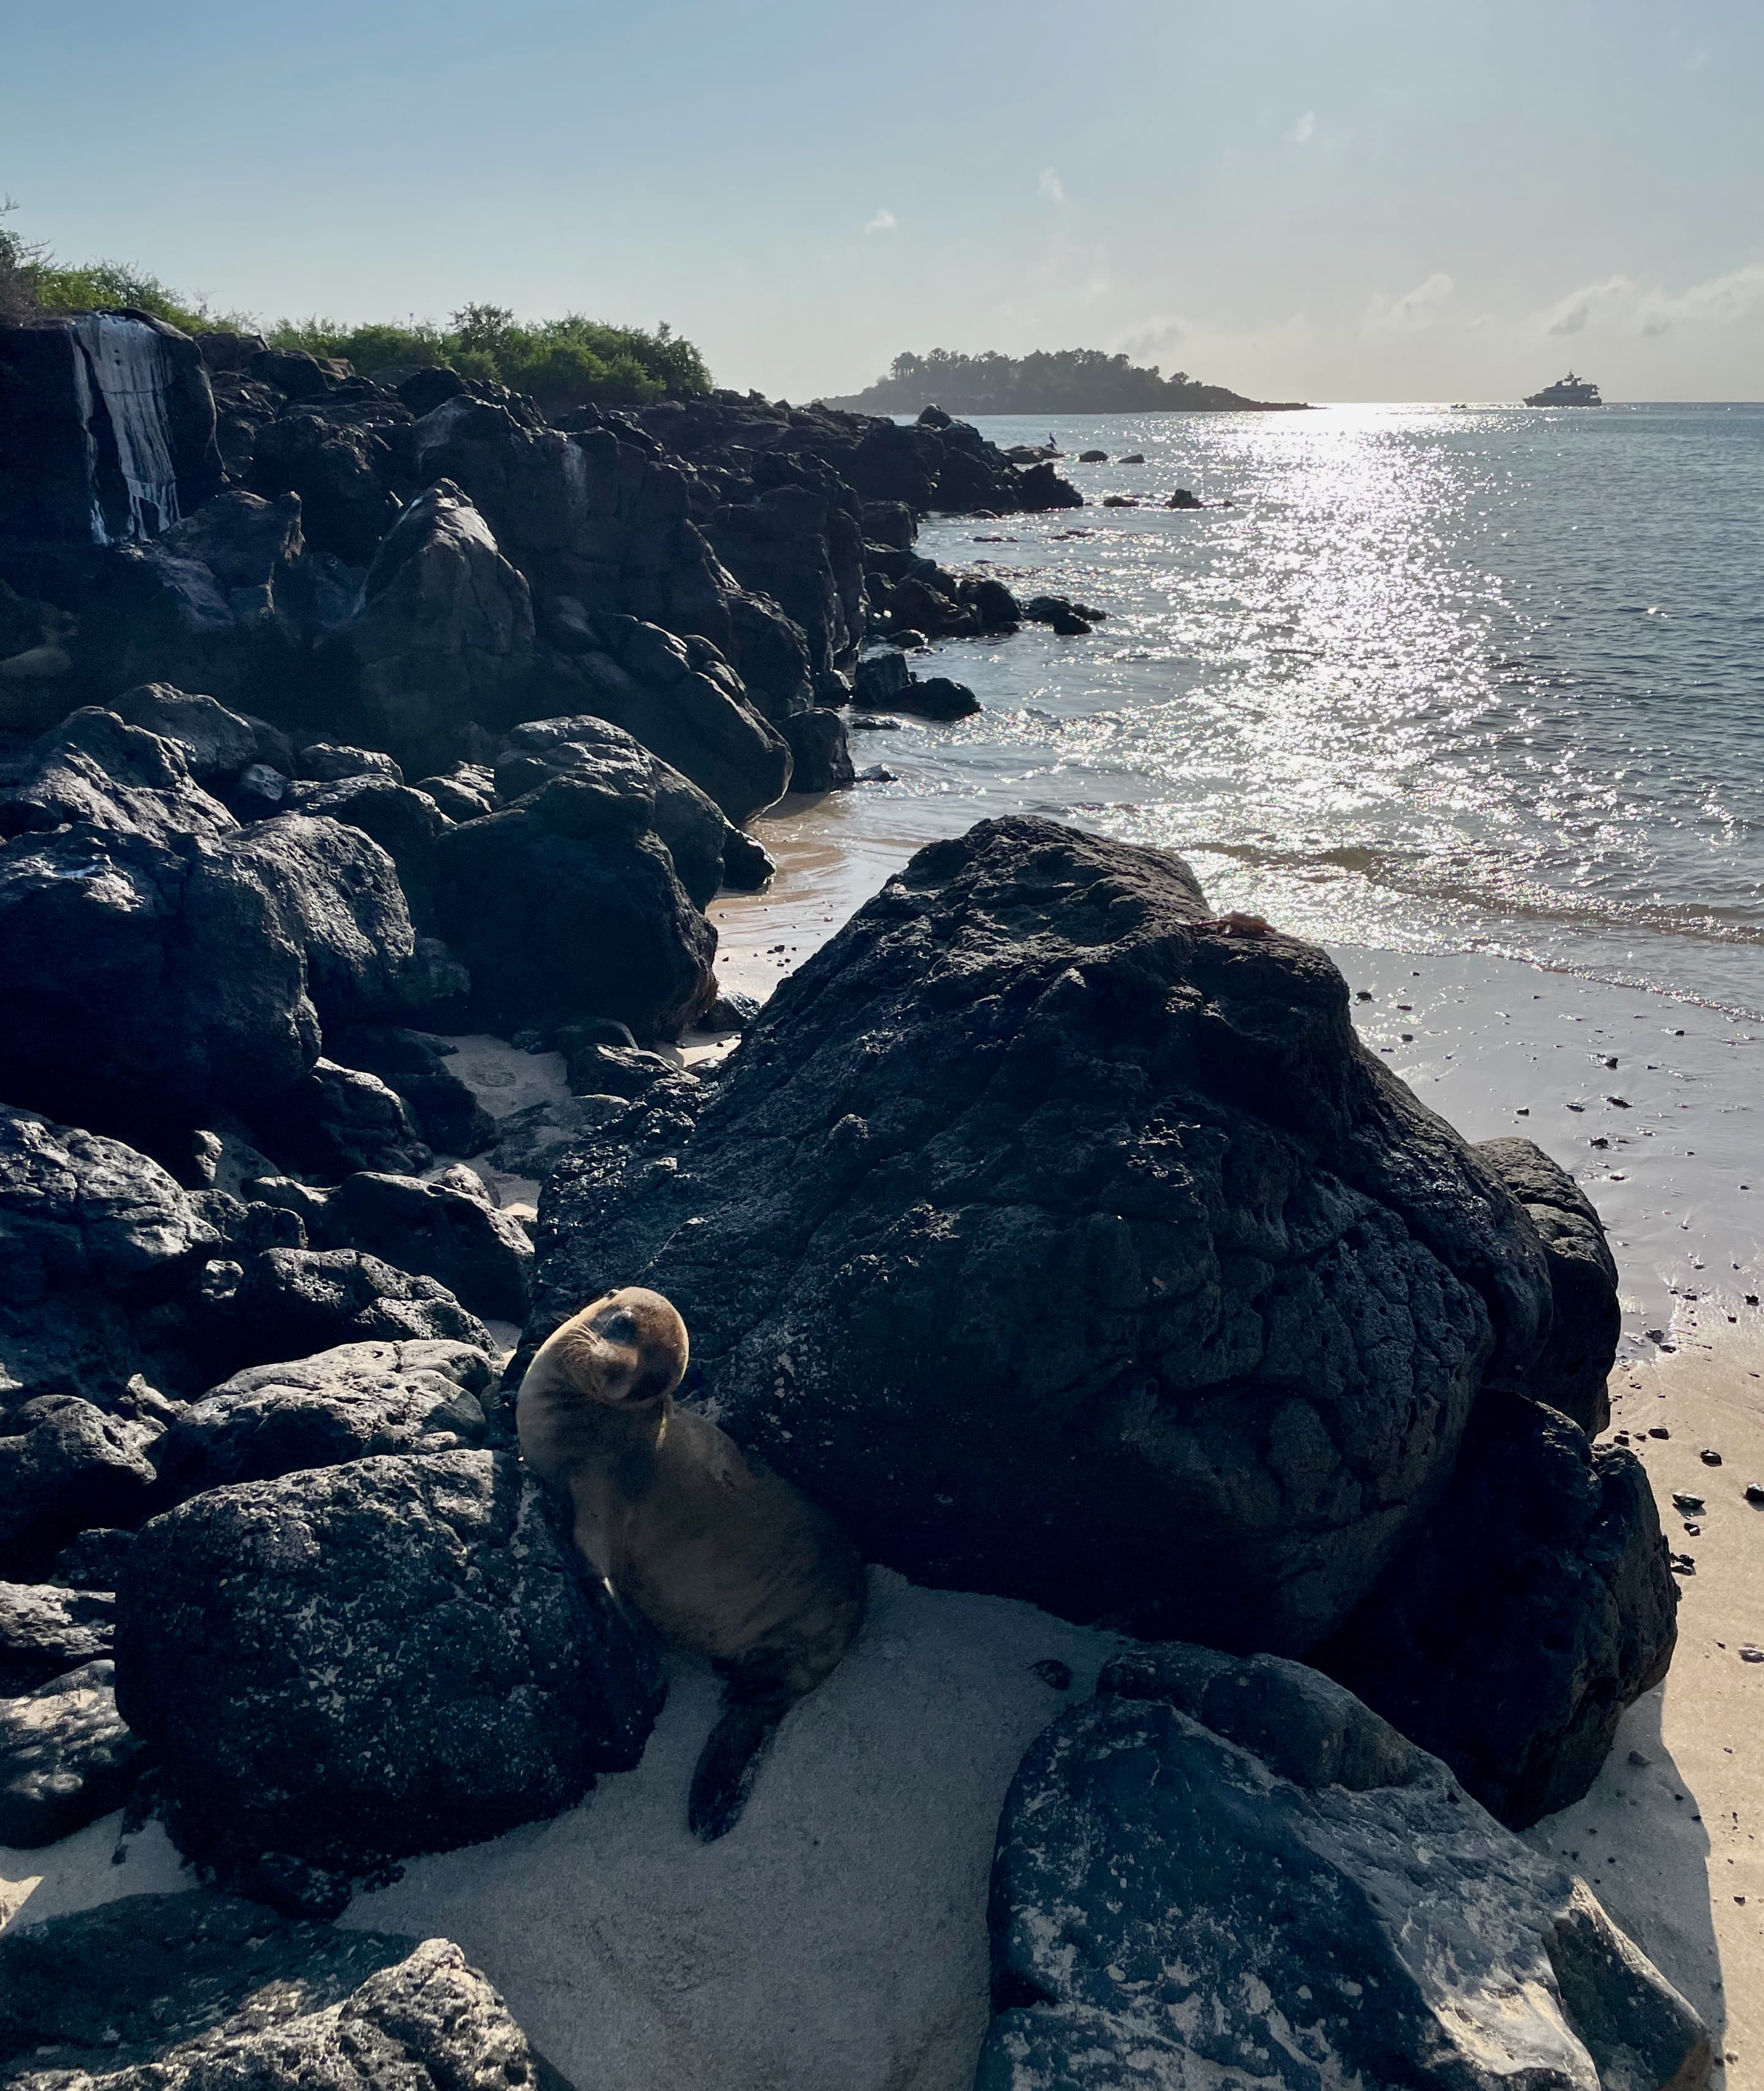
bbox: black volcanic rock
[0,1583,115,1692]
[1319,1392,1677,1827]
[433,772,717,1041]
[327,479,541,779]
[0,713,447,1146]
[523,816,1567,1657]
[494,711,732,909]
[0,1894,571,2089]
[980,1655,1708,2091]
[0,1659,150,1847]
[1478,1136,1621,1435]
[115,1450,664,1884]
[151,1337,497,1503]
[0,311,222,551]
[324,1024,496,1156]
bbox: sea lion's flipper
[688,1699,779,1842]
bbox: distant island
[822,347,1309,416]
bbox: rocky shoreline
[0,309,1718,2090]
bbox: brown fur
[518,1289,867,1831]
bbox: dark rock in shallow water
[0,1659,150,1847]
[779,704,856,790]
[720,824,774,890]
[1479,1136,1620,1435]
[151,1338,497,1504]
[1319,1392,1677,1827]
[891,673,980,721]
[0,1584,114,1693]
[0,1893,569,2091]
[325,1168,532,1321]
[324,1024,495,1157]
[494,712,730,909]
[980,1656,1708,2091]
[115,1450,664,1883]
[434,773,716,1041]
[526,816,1570,1659]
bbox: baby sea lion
[517,1287,867,1841]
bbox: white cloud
[1037,167,1066,206]
[1540,264,1764,341]
[1367,271,1454,333]
[1544,275,1635,336]
[864,208,897,235]
[1289,110,1316,145]
[1642,261,1764,334]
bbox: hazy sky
[7,0,1761,401]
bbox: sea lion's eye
[595,1310,638,1345]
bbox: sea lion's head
[554,1287,689,1407]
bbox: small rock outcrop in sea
[979,1648,1708,2091]
[115,1450,663,1906]
[0,1893,567,2091]
[523,815,1661,1819]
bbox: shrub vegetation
[1,210,710,410]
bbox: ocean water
[845,404,1764,1020]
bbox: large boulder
[247,409,404,565]
[323,1169,533,1322]
[410,393,740,647]
[151,1337,498,1504]
[189,1247,492,1375]
[0,1105,211,1563]
[544,610,792,824]
[115,1450,664,1894]
[68,490,318,712]
[0,1658,150,1847]
[980,1650,1709,2091]
[433,773,717,1041]
[0,715,446,1143]
[525,816,1561,1656]
[279,773,453,926]
[327,479,541,777]
[0,1894,569,2091]
[1319,1392,1678,1827]
[0,1397,165,1580]
[494,711,732,909]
